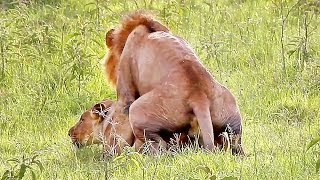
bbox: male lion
[104,11,244,155]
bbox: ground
[0,0,319,179]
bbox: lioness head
[68,99,114,148]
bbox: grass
[0,0,319,179]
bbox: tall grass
[0,0,319,179]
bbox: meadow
[0,0,319,179]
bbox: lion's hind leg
[129,95,168,154]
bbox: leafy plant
[1,153,44,180]
[104,148,142,179]
[287,0,320,70]
[191,164,238,180]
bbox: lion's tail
[103,11,169,86]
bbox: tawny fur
[105,11,244,155]
[68,99,115,147]
[68,99,197,154]
[102,11,169,86]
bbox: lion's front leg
[116,54,139,110]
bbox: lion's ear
[150,20,169,33]
[90,103,106,120]
[106,28,115,48]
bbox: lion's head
[102,10,169,86]
[68,99,114,148]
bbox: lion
[103,11,244,155]
[68,99,135,154]
[68,99,198,154]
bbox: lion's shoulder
[103,11,169,86]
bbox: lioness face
[68,100,114,148]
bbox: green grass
[1,0,319,179]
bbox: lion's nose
[68,127,74,137]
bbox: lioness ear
[90,103,106,120]
[106,28,115,48]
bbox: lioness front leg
[102,132,135,157]
[102,105,135,157]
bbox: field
[1,0,320,179]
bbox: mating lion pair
[68,11,244,156]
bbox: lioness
[68,99,198,154]
[104,11,244,155]
[68,99,135,154]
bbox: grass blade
[31,170,36,180]
[18,164,27,179]
[307,136,320,150]
[1,170,10,180]
[33,160,44,172]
